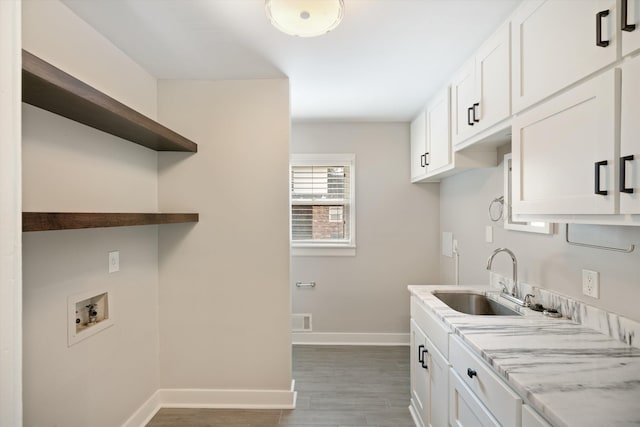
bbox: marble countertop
[408,285,640,427]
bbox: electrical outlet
[108,251,119,273]
[582,269,600,298]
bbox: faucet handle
[523,294,535,307]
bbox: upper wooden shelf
[23,212,199,232]
[22,50,197,153]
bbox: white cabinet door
[622,0,640,57]
[425,88,451,175]
[427,341,449,427]
[512,68,620,215]
[451,59,477,145]
[474,21,511,132]
[620,54,640,213]
[411,110,428,182]
[449,370,501,427]
[512,0,618,113]
[410,320,429,427]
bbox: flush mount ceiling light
[265,0,345,37]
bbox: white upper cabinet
[452,21,511,147]
[425,88,451,176]
[473,21,511,134]
[410,109,428,183]
[512,0,618,113]
[620,54,640,213]
[451,59,477,145]
[622,0,640,56]
[512,68,620,215]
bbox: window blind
[291,165,351,242]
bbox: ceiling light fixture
[265,0,345,38]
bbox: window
[290,154,355,256]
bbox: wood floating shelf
[23,212,199,232]
[22,50,198,153]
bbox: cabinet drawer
[449,368,500,427]
[449,336,522,427]
[411,296,450,357]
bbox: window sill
[291,245,356,257]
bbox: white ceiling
[62,0,521,121]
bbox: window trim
[290,153,356,257]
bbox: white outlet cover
[108,251,119,273]
[582,269,600,299]
[485,225,493,243]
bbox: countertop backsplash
[489,272,640,349]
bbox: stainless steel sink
[432,291,522,316]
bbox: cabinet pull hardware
[594,160,608,195]
[467,368,477,379]
[596,10,610,47]
[620,155,635,193]
[472,102,480,123]
[420,154,426,168]
[421,348,429,370]
[418,344,425,363]
[622,0,636,32]
[425,152,430,166]
[467,106,474,126]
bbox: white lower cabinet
[410,298,558,427]
[449,369,501,427]
[410,300,450,427]
[410,320,430,427]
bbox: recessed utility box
[68,288,114,346]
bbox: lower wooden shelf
[23,212,199,232]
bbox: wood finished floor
[146,345,414,427]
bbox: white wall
[440,149,640,322]
[22,1,161,425]
[291,122,441,339]
[0,1,22,425]
[157,79,293,397]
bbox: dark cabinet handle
[420,154,426,168]
[596,10,610,47]
[595,160,608,195]
[421,348,429,370]
[467,368,477,379]
[472,103,480,123]
[467,106,474,126]
[418,344,425,363]
[620,155,635,194]
[622,0,636,32]
[425,152,429,166]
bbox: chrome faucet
[486,248,529,307]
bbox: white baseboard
[292,332,410,346]
[121,390,162,427]
[122,381,297,427]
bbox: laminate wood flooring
[146,345,414,427]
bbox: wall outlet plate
[108,250,119,273]
[582,269,600,298]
